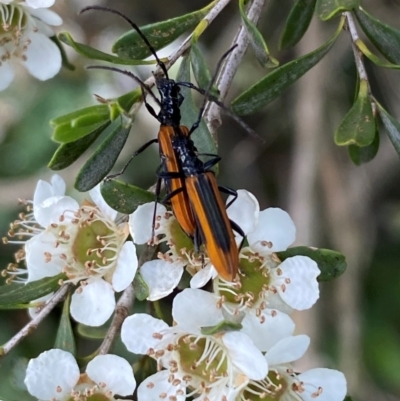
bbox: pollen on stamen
[56,386,62,393]
[169,395,177,401]
[311,387,323,398]
[159,392,167,399]
[146,381,155,389]
[271,310,277,317]
[98,382,106,388]
[153,332,163,340]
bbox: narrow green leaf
[280,0,317,50]
[239,0,278,68]
[53,120,109,143]
[316,0,359,20]
[190,42,213,92]
[276,246,347,282]
[356,39,400,70]
[48,123,109,171]
[58,32,155,65]
[201,321,242,335]
[355,7,400,64]
[54,291,76,355]
[334,80,375,146]
[376,104,400,157]
[75,119,132,192]
[177,54,218,157]
[232,17,344,115]
[101,180,155,214]
[134,272,150,301]
[50,35,75,71]
[348,118,380,165]
[0,275,64,309]
[77,323,108,339]
[112,1,217,59]
[51,105,109,127]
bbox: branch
[205,0,266,137]
[97,244,158,355]
[344,12,368,81]
[0,284,71,358]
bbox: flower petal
[112,242,137,292]
[266,335,310,366]
[223,331,268,380]
[226,190,259,236]
[172,289,223,331]
[190,265,214,288]
[141,260,183,301]
[247,208,296,253]
[129,203,167,244]
[25,349,79,400]
[241,310,295,352]
[23,32,61,80]
[28,7,63,25]
[25,232,64,282]
[276,256,320,310]
[87,354,136,396]
[34,195,79,227]
[33,175,65,208]
[121,314,169,354]
[89,184,117,221]
[70,279,115,326]
[0,61,15,91]
[25,0,55,8]
[297,368,347,401]
[138,371,185,401]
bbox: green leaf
[51,105,109,127]
[51,105,110,143]
[231,17,344,115]
[376,104,400,158]
[58,32,155,65]
[77,323,108,339]
[0,275,64,309]
[75,119,132,192]
[348,118,380,165]
[355,7,400,64]
[316,0,359,20]
[54,291,76,355]
[356,39,400,70]
[334,80,375,146]
[280,0,317,50]
[177,54,218,157]
[48,123,109,171]
[50,35,75,71]
[276,246,347,282]
[190,41,213,93]
[201,320,242,335]
[239,0,278,68]
[101,180,155,214]
[134,272,150,301]
[112,1,217,59]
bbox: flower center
[0,3,32,62]
[241,370,289,401]
[215,249,277,315]
[178,335,228,385]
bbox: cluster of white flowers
[4,175,347,401]
[0,0,62,90]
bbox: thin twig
[98,244,158,355]
[205,0,266,137]
[0,284,71,358]
[128,0,233,116]
[344,12,368,81]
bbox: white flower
[129,202,201,301]
[25,349,136,401]
[193,190,321,350]
[238,335,347,401]
[121,288,269,401]
[0,0,62,91]
[4,175,138,326]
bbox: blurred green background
[1,0,400,400]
